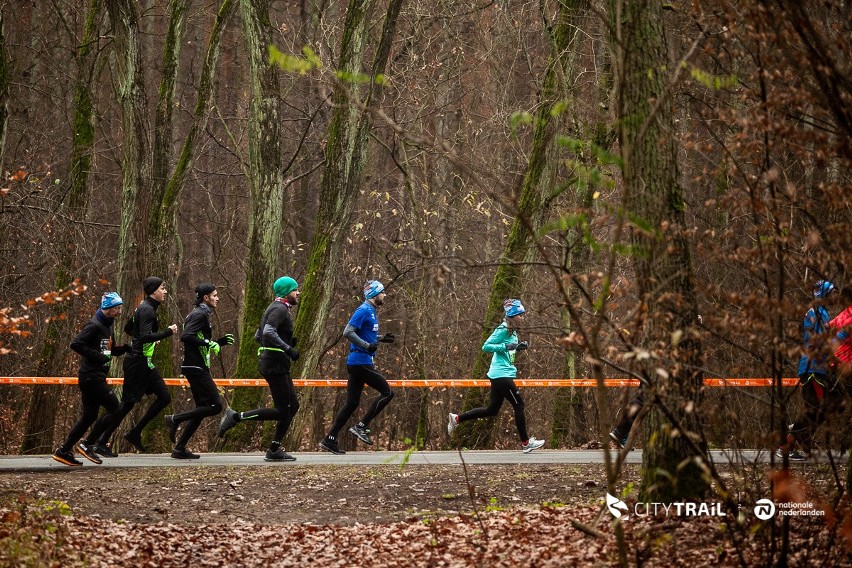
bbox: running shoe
[165,414,178,445]
[171,448,201,460]
[265,448,297,462]
[447,413,459,436]
[218,408,238,437]
[92,442,118,458]
[349,425,374,445]
[319,437,345,455]
[123,430,146,452]
[52,448,83,467]
[74,442,102,464]
[522,437,545,453]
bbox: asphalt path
[0,449,846,471]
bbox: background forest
[0,0,849,488]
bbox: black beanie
[195,282,216,305]
[143,276,164,296]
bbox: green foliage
[509,111,533,135]
[268,45,323,75]
[686,63,738,90]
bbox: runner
[218,276,301,461]
[777,280,836,461]
[165,282,234,459]
[319,280,396,455]
[447,299,545,453]
[52,293,130,466]
[94,277,178,453]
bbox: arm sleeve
[138,309,172,344]
[343,323,370,350]
[482,325,510,353]
[70,323,109,364]
[180,311,207,347]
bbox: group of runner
[54,276,546,466]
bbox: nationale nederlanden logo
[754,499,776,520]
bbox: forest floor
[0,463,849,566]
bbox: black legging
[790,373,847,451]
[458,377,528,441]
[328,365,394,438]
[173,368,223,449]
[96,359,171,445]
[238,373,299,442]
[60,378,120,452]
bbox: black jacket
[181,303,213,370]
[70,311,129,380]
[255,299,295,374]
[125,297,173,357]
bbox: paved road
[0,449,845,471]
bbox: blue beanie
[364,280,385,299]
[273,276,298,297]
[100,292,123,310]
[503,299,525,318]
[814,280,835,299]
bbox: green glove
[209,340,221,356]
[217,334,235,346]
[102,354,111,367]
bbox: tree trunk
[107,0,153,299]
[20,0,103,454]
[287,0,405,449]
[608,0,707,502]
[0,10,9,169]
[457,0,586,448]
[224,0,287,450]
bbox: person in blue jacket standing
[319,280,396,455]
[447,299,545,453]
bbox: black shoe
[319,438,345,455]
[171,448,201,460]
[74,442,102,464]
[124,430,146,452]
[265,448,297,462]
[92,442,118,458]
[218,408,238,437]
[349,425,374,445]
[165,415,178,445]
[52,448,83,467]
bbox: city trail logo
[606,493,629,519]
[754,499,776,520]
[604,493,727,519]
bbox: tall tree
[20,0,104,453]
[0,10,9,169]
[287,0,405,447]
[456,0,587,448]
[224,0,287,449]
[608,0,707,501]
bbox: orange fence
[0,377,800,388]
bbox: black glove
[217,333,236,346]
[378,333,395,344]
[291,337,298,348]
[286,346,300,361]
[367,343,378,354]
[516,341,529,351]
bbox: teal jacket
[483,322,519,379]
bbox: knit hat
[143,276,164,296]
[195,282,216,305]
[814,280,835,299]
[364,280,385,300]
[503,299,526,318]
[273,276,298,298]
[100,292,123,310]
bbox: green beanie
[273,276,298,297]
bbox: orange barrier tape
[0,377,801,387]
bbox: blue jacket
[797,304,832,376]
[347,301,379,366]
[483,322,519,379]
